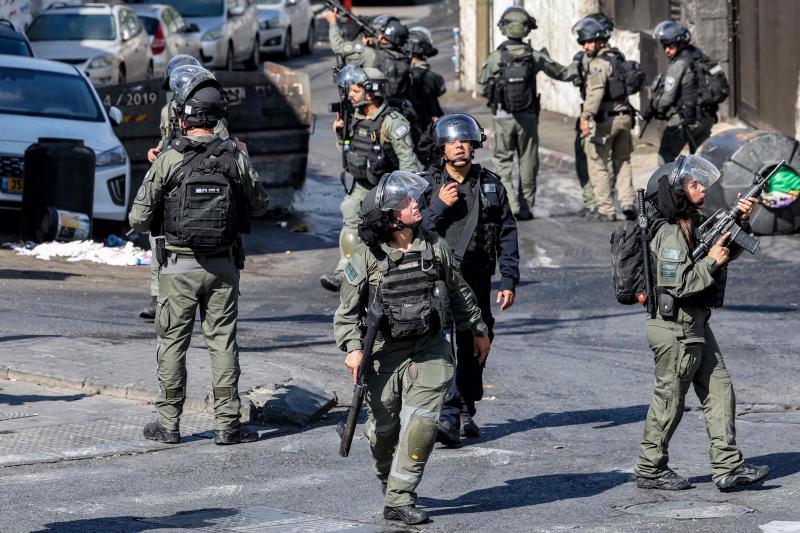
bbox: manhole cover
[622,501,753,519]
[739,411,800,425]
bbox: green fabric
[765,166,800,194]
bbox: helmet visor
[335,64,368,89]
[377,171,429,211]
[169,65,216,104]
[571,17,605,43]
[166,54,201,79]
[672,155,721,190]
[434,113,483,146]
[408,26,433,44]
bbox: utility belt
[155,236,245,269]
[596,108,634,122]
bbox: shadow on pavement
[0,334,58,343]
[34,507,240,532]
[0,391,90,406]
[723,305,799,314]
[477,404,649,444]
[419,471,631,515]
[0,270,78,281]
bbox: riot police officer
[419,113,519,442]
[634,155,768,490]
[405,26,446,130]
[129,66,269,445]
[573,16,636,222]
[334,171,489,525]
[372,14,411,100]
[325,7,378,68]
[478,7,573,220]
[646,21,721,165]
[320,65,421,293]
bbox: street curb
[539,146,577,173]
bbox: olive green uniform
[477,43,571,215]
[566,52,598,211]
[334,233,487,507]
[581,47,635,217]
[329,21,377,68]
[634,222,743,483]
[129,133,268,432]
[652,47,716,165]
[335,103,421,273]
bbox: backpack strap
[165,137,225,192]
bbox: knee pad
[406,415,438,463]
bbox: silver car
[27,3,153,86]
[146,0,260,71]
[130,4,203,78]
[256,0,316,60]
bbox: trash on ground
[12,240,151,266]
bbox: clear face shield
[408,25,433,45]
[376,171,429,212]
[334,64,368,91]
[670,154,721,192]
[434,114,483,147]
[169,65,216,104]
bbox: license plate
[1,177,23,194]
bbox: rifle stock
[324,0,376,38]
[338,302,384,458]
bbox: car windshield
[27,14,116,41]
[0,37,32,56]
[0,67,104,122]
[152,0,225,18]
[138,16,160,35]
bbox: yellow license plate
[2,177,23,194]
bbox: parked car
[0,19,34,57]
[130,4,203,78]
[0,55,131,223]
[257,0,315,59]
[27,3,153,86]
[145,0,260,71]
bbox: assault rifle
[337,302,384,457]
[328,66,353,171]
[691,160,785,262]
[324,0,377,39]
[636,189,656,318]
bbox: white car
[27,3,153,86]
[147,0,260,71]
[257,0,315,59]
[130,4,203,78]
[0,55,131,223]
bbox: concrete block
[251,379,338,426]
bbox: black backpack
[163,138,248,252]
[693,53,730,107]
[602,49,645,101]
[497,42,537,113]
[379,49,412,99]
[609,218,663,305]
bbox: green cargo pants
[149,234,159,298]
[634,320,743,483]
[657,117,715,165]
[336,182,371,273]
[155,254,242,432]
[365,333,454,507]
[493,111,539,215]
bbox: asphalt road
[2,2,800,532]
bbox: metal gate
[734,0,800,136]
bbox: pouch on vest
[497,43,536,113]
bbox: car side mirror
[286,0,298,6]
[229,5,245,17]
[108,106,123,127]
[120,30,131,41]
[186,23,200,33]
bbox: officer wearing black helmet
[404,26,446,135]
[334,171,488,525]
[478,6,572,220]
[372,14,412,100]
[129,65,269,446]
[420,113,519,443]
[572,15,637,223]
[324,8,378,68]
[646,21,724,164]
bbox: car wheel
[299,22,314,55]
[225,44,234,71]
[281,29,293,60]
[244,36,260,71]
[118,65,126,85]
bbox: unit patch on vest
[483,183,497,193]
[659,262,678,279]
[397,260,420,270]
[394,124,409,138]
[135,185,147,202]
[344,262,360,284]
[194,186,222,195]
[664,76,676,91]
[660,247,682,261]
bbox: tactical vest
[376,47,412,98]
[599,49,644,102]
[374,243,444,341]
[344,106,400,187]
[675,48,700,123]
[163,137,248,252]
[495,41,537,113]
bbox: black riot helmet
[654,20,691,47]
[433,113,486,149]
[406,26,437,59]
[497,7,537,39]
[586,12,614,33]
[373,14,408,48]
[358,171,429,245]
[572,16,611,45]
[182,81,228,126]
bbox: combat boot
[139,296,157,320]
[460,412,480,438]
[383,504,429,525]
[636,470,691,490]
[319,273,343,292]
[436,419,461,446]
[214,425,259,445]
[716,463,769,491]
[143,421,180,444]
[621,205,637,221]
[515,209,534,221]
[588,211,617,223]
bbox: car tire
[244,36,260,71]
[224,44,234,71]
[299,22,314,55]
[118,65,126,85]
[281,29,293,60]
